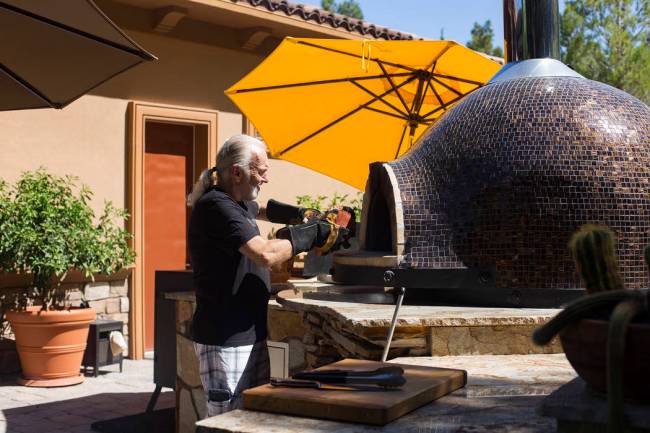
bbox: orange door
[144,121,194,351]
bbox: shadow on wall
[88,8,272,113]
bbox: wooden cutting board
[243,358,467,425]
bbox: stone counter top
[278,290,560,329]
[196,353,576,433]
[163,286,295,303]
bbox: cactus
[568,224,624,294]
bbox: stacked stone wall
[67,279,130,344]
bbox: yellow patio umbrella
[226,38,501,189]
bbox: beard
[245,184,260,201]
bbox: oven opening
[364,189,393,252]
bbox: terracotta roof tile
[233,0,417,40]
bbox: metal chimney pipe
[503,0,560,63]
[503,0,522,63]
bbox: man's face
[243,149,269,201]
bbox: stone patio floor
[0,359,175,433]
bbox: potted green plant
[0,169,134,386]
[533,226,650,432]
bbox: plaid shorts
[194,340,270,417]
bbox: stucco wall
[89,28,263,112]
[0,95,129,216]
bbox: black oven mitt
[276,220,349,256]
[266,199,321,225]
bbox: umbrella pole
[381,287,406,363]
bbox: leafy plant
[295,194,328,213]
[0,169,135,311]
[296,192,363,223]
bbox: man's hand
[321,206,356,238]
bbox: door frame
[127,102,218,359]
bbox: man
[187,134,347,416]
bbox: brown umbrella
[0,0,156,110]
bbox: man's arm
[239,235,293,268]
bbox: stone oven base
[269,280,563,370]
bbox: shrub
[0,169,135,311]
[295,192,363,223]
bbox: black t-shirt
[188,186,270,346]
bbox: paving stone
[46,414,95,426]
[85,409,123,421]
[0,359,174,433]
[48,429,92,433]
[20,406,60,418]
[8,420,68,433]
[65,427,96,433]
[0,414,36,426]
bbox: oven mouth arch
[358,162,405,260]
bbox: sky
[354,0,566,49]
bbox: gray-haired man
[187,134,347,416]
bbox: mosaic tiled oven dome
[332,0,650,305]
[346,76,650,291]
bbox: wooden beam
[152,6,188,33]
[237,26,272,51]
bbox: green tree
[561,0,650,104]
[321,0,364,19]
[466,20,503,58]
[322,0,335,12]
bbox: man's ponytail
[187,167,216,207]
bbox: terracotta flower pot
[6,306,96,387]
[560,318,650,399]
